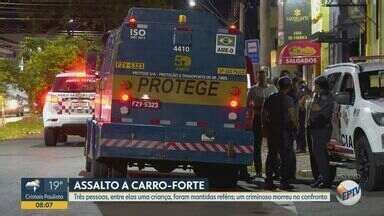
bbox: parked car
[3,95,24,117]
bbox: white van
[318,62,384,191]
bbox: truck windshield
[52,77,96,93]
[359,70,384,99]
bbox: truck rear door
[112,12,248,131]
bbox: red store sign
[278,40,321,65]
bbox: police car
[43,72,96,146]
[319,60,384,190]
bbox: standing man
[287,77,299,181]
[297,81,311,153]
[308,77,334,188]
[305,89,319,181]
[247,68,278,178]
[263,77,297,190]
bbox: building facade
[365,0,384,56]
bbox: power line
[207,0,223,18]
[0,2,70,6]
[197,1,230,26]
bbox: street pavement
[0,136,383,216]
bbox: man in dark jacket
[308,77,334,188]
[263,76,297,190]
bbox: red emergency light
[127,16,137,28]
[228,24,239,34]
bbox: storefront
[278,40,321,85]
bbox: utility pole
[239,0,245,32]
[259,0,271,69]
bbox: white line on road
[237,181,298,216]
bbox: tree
[16,36,101,110]
[0,59,18,94]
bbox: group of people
[241,68,335,190]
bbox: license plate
[71,102,88,109]
[74,109,87,113]
[131,99,160,109]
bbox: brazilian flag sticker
[216,34,237,55]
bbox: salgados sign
[278,40,321,65]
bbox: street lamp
[188,0,196,7]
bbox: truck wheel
[110,160,127,178]
[44,128,57,146]
[91,159,109,178]
[356,135,384,191]
[154,162,176,173]
[195,165,238,188]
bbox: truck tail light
[229,99,239,108]
[228,24,239,34]
[197,121,208,127]
[126,16,137,28]
[121,94,130,102]
[150,119,160,125]
[45,94,58,104]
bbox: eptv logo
[336,180,361,206]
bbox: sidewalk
[248,139,357,180]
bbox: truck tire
[110,160,127,178]
[44,128,57,146]
[154,162,176,173]
[195,165,238,188]
[356,135,384,191]
[91,159,109,178]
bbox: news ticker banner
[21,178,330,210]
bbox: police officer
[308,77,334,188]
[305,91,319,181]
[263,77,297,190]
[287,77,299,181]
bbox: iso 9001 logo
[336,180,361,206]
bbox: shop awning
[310,32,349,43]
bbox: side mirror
[334,92,352,105]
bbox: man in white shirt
[247,69,278,178]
